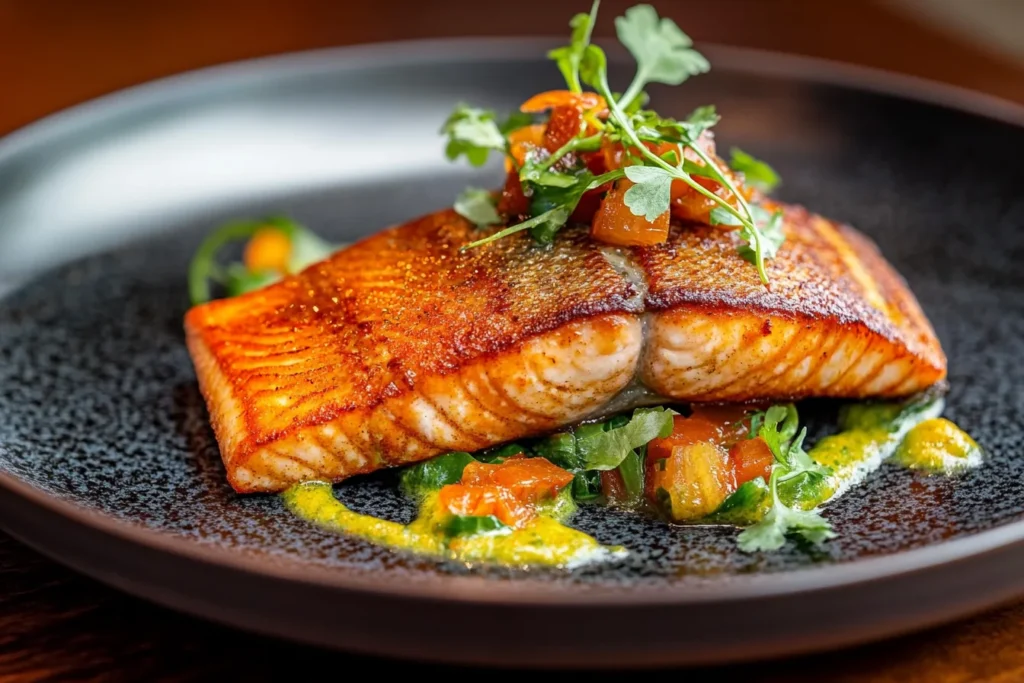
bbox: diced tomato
[647,442,736,521]
[520,90,606,114]
[600,469,627,503]
[543,105,585,153]
[729,436,775,485]
[437,484,534,528]
[670,175,733,225]
[569,187,605,224]
[690,404,755,441]
[460,455,573,504]
[505,123,546,172]
[498,170,530,216]
[244,228,292,274]
[647,414,721,465]
[590,179,670,246]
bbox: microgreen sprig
[737,405,835,552]
[441,1,785,286]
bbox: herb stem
[688,144,769,285]
[597,77,743,215]
[462,168,626,251]
[597,71,771,285]
[524,133,603,180]
[618,71,647,113]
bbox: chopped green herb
[729,147,781,193]
[477,443,528,464]
[454,187,501,228]
[399,451,477,496]
[709,477,769,526]
[622,165,674,222]
[441,3,785,286]
[441,104,507,166]
[443,514,509,537]
[572,470,603,501]
[739,209,785,263]
[737,404,834,552]
[531,432,580,471]
[575,407,674,470]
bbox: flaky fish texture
[185,204,946,492]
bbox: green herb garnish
[729,147,780,193]
[442,1,785,286]
[399,451,477,495]
[187,216,334,305]
[454,187,501,228]
[737,405,835,552]
[443,514,510,537]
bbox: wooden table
[4,531,1024,682]
[4,1,1024,680]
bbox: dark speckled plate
[2,39,1024,668]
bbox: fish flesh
[185,204,946,493]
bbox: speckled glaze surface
[1,41,1024,666]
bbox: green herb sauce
[282,481,624,568]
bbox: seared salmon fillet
[185,205,945,493]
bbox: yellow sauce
[283,399,981,566]
[282,481,623,568]
[894,418,983,473]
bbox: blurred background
[3,0,1024,137]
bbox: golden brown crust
[184,202,947,492]
[184,210,641,466]
[632,203,946,373]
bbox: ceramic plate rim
[2,37,1024,607]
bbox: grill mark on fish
[185,205,947,493]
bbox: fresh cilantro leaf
[623,165,673,222]
[737,403,835,552]
[441,104,506,166]
[681,105,720,139]
[528,170,594,215]
[754,404,799,462]
[547,0,601,93]
[615,4,710,100]
[709,206,743,226]
[739,209,785,264]
[574,407,674,470]
[681,158,716,179]
[737,498,835,552]
[520,165,582,188]
[529,206,574,244]
[454,187,501,228]
[730,147,781,193]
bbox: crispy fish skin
[638,204,946,400]
[185,211,644,492]
[185,205,946,493]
